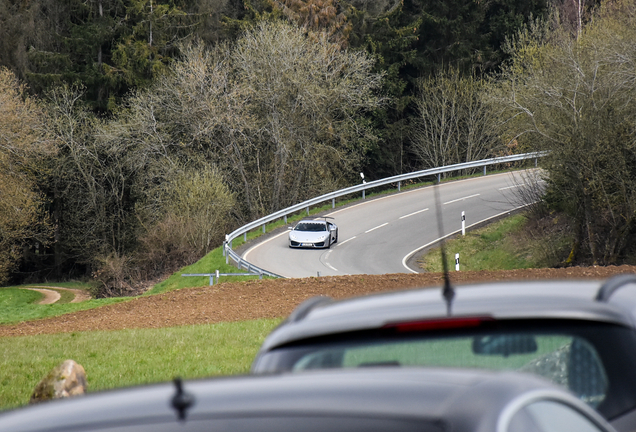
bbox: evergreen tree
[345,0,549,177]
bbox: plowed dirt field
[3,266,636,338]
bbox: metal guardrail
[223,151,548,278]
[182,270,264,286]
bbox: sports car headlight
[290,233,297,240]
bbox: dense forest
[1,0,635,295]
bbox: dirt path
[3,265,636,338]
[24,288,61,305]
[22,286,91,305]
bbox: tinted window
[295,223,326,232]
[290,334,607,407]
[255,320,636,418]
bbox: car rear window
[292,334,607,407]
[254,320,636,419]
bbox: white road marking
[399,208,429,219]
[499,179,547,191]
[443,193,480,205]
[365,223,388,233]
[326,193,397,216]
[326,263,339,272]
[499,184,525,190]
[243,231,288,260]
[321,250,339,272]
[338,236,356,245]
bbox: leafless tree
[411,69,504,172]
[126,21,383,219]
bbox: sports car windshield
[295,223,326,232]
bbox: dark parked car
[0,368,616,432]
[251,274,636,432]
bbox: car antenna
[433,177,455,316]
[171,377,195,422]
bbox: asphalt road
[242,171,538,278]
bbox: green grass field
[0,318,281,410]
[419,214,538,272]
[0,288,127,325]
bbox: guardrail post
[332,198,335,208]
[262,224,266,234]
[398,181,401,192]
[483,166,487,176]
[244,232,247,242]
[226,248,229,264]
[284,215,287,224]
[216,270,220,285]
[362,189,365,200]
[259,271,263,280]
[306,207,309,215]
[209,274,214,286]
[535,158,538,167]
[437,173,441,183]
[222,241,226,257]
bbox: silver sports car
[288,218,338,249]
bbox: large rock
[30,360,88,403]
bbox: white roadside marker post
[360,173,366,199]
[455,253,460,271]
[462,211,466,236]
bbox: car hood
[289,231,329,242]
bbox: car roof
[0,368,604,432]
[257,275,636,352]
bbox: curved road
[243,171,538,278]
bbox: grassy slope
[0,318,281,410]
[419,214,541,272]
[0,288,127,325]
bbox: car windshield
[295,223,326,232]
[253,320,636,419]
